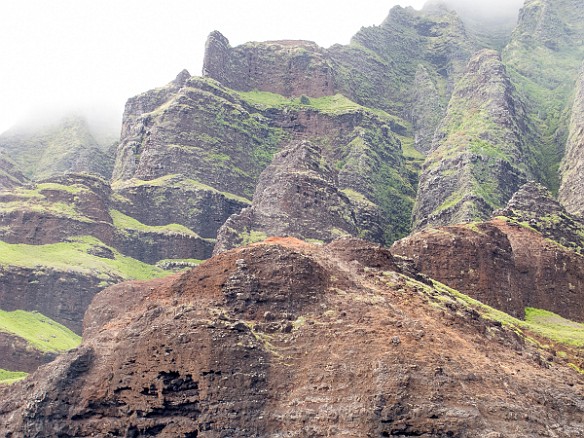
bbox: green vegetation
[0,182,97,223]
[236,89,403,123]
[0,309,81,353]
[240,229,268,246]
[524,307,584,348]
[110,209,201,238]
[0,236,169,282]
[0,369,28,385]
[404,277,584,353]
[112,174,251,205]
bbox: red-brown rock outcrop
[392,218,584,322]
[1,238,583,436]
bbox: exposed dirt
[1,238,583,437]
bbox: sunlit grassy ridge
[396,274,584,353]
[0,369,28,385]
[110,209,202,238]
[0,236,169,281]
[432,281,584,348]
[524,307,584,348]
[0,309,81,353]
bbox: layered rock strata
[1,238,583,436]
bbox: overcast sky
[0,0,523,135]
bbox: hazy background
[0,0,524,135]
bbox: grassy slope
[0,309,81,353]
[110,209,203,238]
[0,369,28,384]
[0,236,169,282]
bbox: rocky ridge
[559,64,584,215]
[412,49,535,230]
[394,182,584,321]
[1,238,583,436]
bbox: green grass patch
[0,309,81,353]
[110,210,201,238]
[524,307,584,348]
[240,230,268,246]
[0,369,28,385]
[0,236,169,281]
[112,174,251,205]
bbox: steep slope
[559,64,584,215]
[394,182,584,321]
[214,141,364,252]
[0,114,115,180]
[203,4,478,154]
[0,151,28,190]
[114,70,415,246]
[111,73,280,243]
[0,309,80,374]
[330,2,477,153]
[1,238,583,436]
[413,50,535,229]
[503,0,584,191]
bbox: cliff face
[203,31,335,98]
[1,238,583,437]
[559,65,584,215]
[113,74,282,199]
[202,4,477,154]
[413,50,534,230]
[394,182,584,321]
[214,141,362,252]
[503,0,584,191]
[114,67,415,247]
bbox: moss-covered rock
[559,64,584,215]
[413,50,536,230]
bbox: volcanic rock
[203,31,336,98]
[214,141,361,252]
[393,186,584,322]
[412,49,534,230]
[560,64,584,215]
[1,238,583,436]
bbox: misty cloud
[440,0,525,22]
[0,0,525,134]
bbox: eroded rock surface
[560,64,584,215]
[214,141,361,252]
[412,50,534,230]
[394,183,584,321]
[1,238,583,437]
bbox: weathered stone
[1,239,583,436]
[214,141,361,253]
[203,31,336,98]
[413,50,534,230]
[559,64,584,215]
[393,187,584,322]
